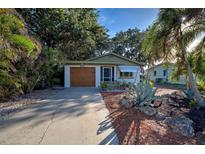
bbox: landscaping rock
[187,107,205,132]
[110,102,121,109]
[164,116,195,137]
[140,100,152,106]
[121,98,133,108]
[168,98,180,107]
[157,99,173,117]
[155,112,167,120]
[195,131,205,144]
[150,99,162,108]
[138,106,157,116]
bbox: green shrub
[0,13,24,34]
[52,78,61,85]
[156,78,164,84]
[188,100,198,108]
[9,34,37,53]
[0,9,41,100]
[100,82,107,89]
[197,81,205,92]
[149,80,154,87]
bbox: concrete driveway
[0,88,119,145]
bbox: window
[120,72,133,78]
[103,67,112,81]
[163,69,167,77]
[102,67,114,82]
[154,71,157,76]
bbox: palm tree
[143,8,205,107]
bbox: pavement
[0,88,119,145]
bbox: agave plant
[128,82,159,107]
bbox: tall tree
[16,8,66,49]
[59,9,108,60]
[17,8,108,60]
[109,28,146,62]
[143,9,205,106]
[17,8,108,86]
[16,9,66,87]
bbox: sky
[97,8,159,38]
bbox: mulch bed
[101,92,198,145]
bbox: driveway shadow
[0,88,104,131]
[98,130,119,145]
[97,113,119,145]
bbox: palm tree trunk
[145,63,151,83]
[179,28,205,107]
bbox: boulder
[155,112,167,120]
[140,100,152,106]
[110,103,121,109]
[168,97,180,107]
[138,106,157,116]
[164,116,195,137]
[157,100,173,117]
[150,99,162,108]
[195,131,205,145]
[121,98,133,108]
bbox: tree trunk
[145,63,151,83]
[179,28,205,107]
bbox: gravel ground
[100,86,205,145]
[0,89,60,119]
[101,92,196,144]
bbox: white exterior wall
[64,65,141,88]
[64,65,101,88]
[64,65,70,88]
[148,65,168,82]
[147,65,186,85]
[116,66,140,83]
[114,66,117,81]
[95,66,101,88]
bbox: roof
[146,62,174,71]
[64,61,121,65]
[88,53,144,66]
[65,53,144,66]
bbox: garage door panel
[70,67,95,87]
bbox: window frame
[103,67,113,82]
[119,72,133,79]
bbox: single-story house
[64,53,144,88]
[146,63,187,85]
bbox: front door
[103,67,112,82]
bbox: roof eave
[64,60,144,66]
[87,52,144,66]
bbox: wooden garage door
[70,67,95,87]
